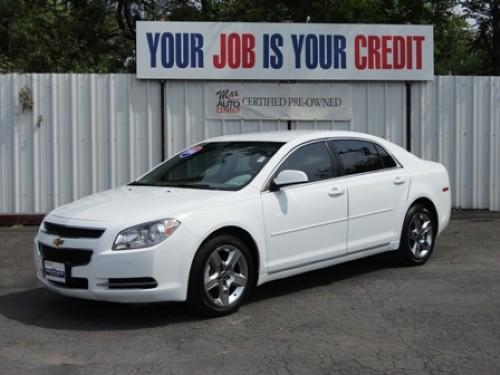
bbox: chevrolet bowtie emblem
[53,238,64,247]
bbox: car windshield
[130,141,284,191]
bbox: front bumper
[33,222,197,303]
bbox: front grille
[39,243,92,289]
[39,244,93,266]
[108,277,157,289]
[43,221,105,239]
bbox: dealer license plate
[44,260,66,283]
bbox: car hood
[49,186,232,223]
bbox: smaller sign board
[205,83,352,120]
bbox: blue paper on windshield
[180,145,203,158]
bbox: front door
[261,141,348,273]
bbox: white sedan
[34,131,451,316]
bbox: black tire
[187,234,254,317]
[398,204,437,266]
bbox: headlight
[112,219,181,250]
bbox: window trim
[261,137,403,193]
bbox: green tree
[0,0,132,72]
[0,0,494,75]
[461,0,500,75]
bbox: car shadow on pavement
[0,288,198,330]
[249,252,398,303]
[0,252,399,330]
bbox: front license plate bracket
[43,260,67,284]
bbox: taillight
[442,187,449,192]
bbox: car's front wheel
[188,234,254,317]
[398,204,436,265]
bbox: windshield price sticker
[180,145,203,158]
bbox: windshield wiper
[129,181,215,189]
[160,182,215,190]
[128,181,157,186]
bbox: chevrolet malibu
[34,131,451,316]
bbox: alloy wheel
[203,245,249,307]
[408,211,433,259]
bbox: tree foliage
[0,0,133,72]
[0,0,496,75]
[460,1,500,74]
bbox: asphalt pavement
[0,211,499,375]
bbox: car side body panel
[177,191,270,283]
[405,163,452,234]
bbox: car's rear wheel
[398,204,436,265]
[188,234,254,317]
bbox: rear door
[330,139,409,253]
[261,141,348,273]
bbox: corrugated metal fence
[411,76,500,211]
[0,74,498,213]
[0,74,161,213]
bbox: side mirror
[270,170,309,191]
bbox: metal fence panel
[411,76,500,211]
[0,74,161,214]
[1,75,499,213]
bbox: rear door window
[375,144,398,168]
[330,140,383,175]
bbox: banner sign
[137,21,433,81]
[205,83,352,120]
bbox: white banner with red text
[137,21,433,81]
[205,83,352,120]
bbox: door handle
[328,187,345,197]
[393,176,406,185]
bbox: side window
[275,142,336,183]
[375,144,398,168]
[331,140,383,175]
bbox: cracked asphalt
[0,211,499,375]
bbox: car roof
[205,130,386,144]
